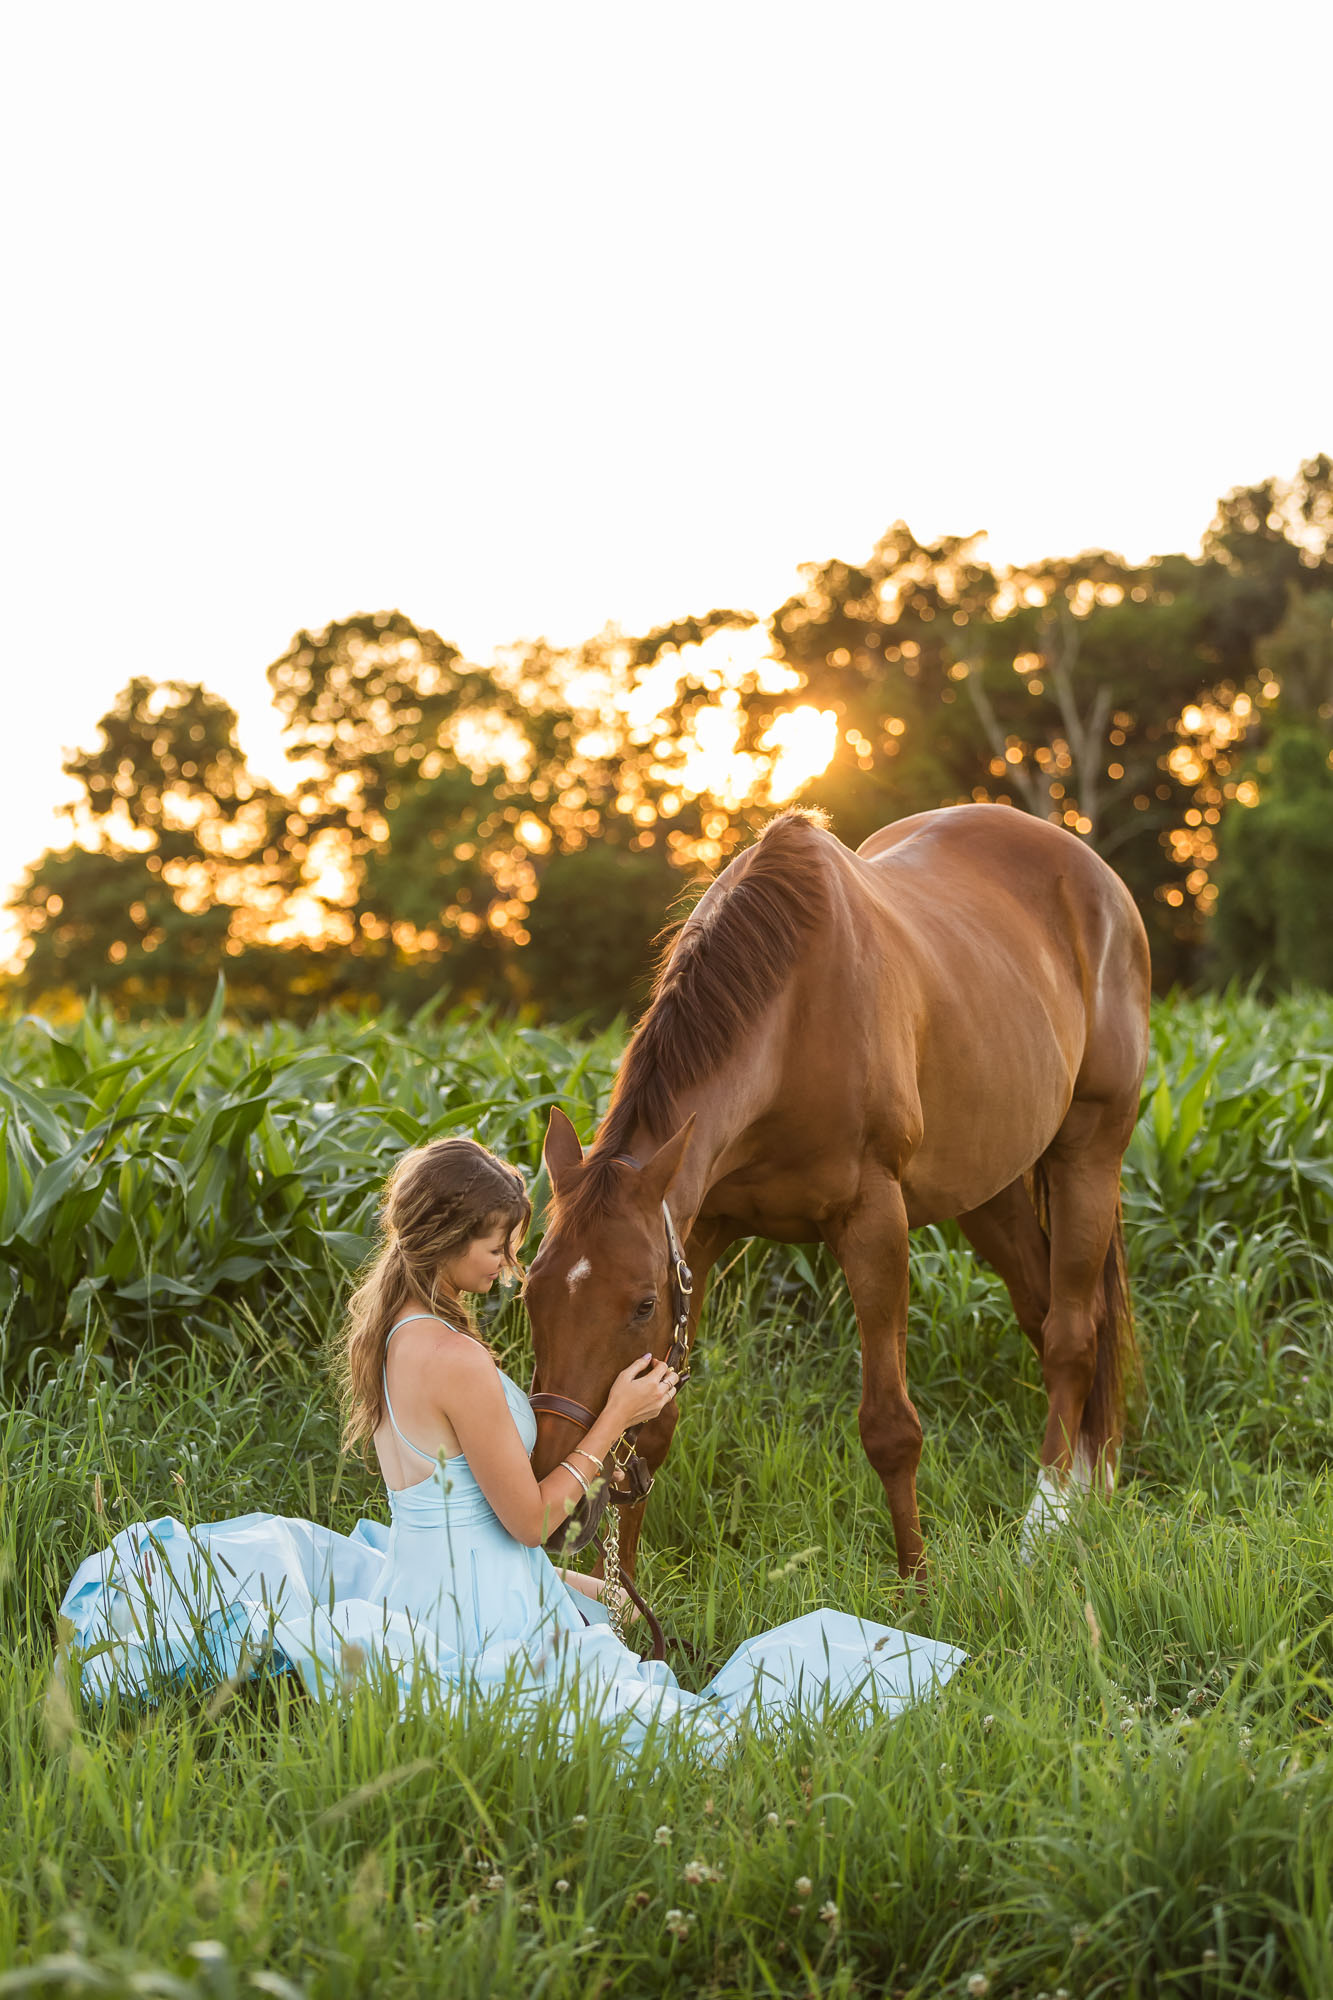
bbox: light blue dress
[60,1317,965,1756]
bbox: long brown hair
[334,1136,530,1459]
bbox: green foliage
[1256,584,1333,726]
[7,456,1333,1027]
[9,681,290,1012]
[0,986,620,1377]
[748,517,1333,987]
[1201,452,1333,659]
[3,986,1331,1391]
[520,844,683,1024]
[2,993,1333,1993]
[1212,731,1333,989]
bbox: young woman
[60,1136,963,1751]
[337,1134,678,1646]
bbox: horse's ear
[543,1105,584,1191]
[640,1116,695,1204]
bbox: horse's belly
[900,1142,1051,1227]
[896,1004,1081,1223]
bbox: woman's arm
[556,1567,602,1601]
[556,1567,642,1623]
[423,1338,677,1548]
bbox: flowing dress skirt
[60,1375,965,1758]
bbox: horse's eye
[633,1296,656,1319]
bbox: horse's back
[852,805,1148,1040]
[814,805,1149,1214]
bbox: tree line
[7,455,1332,1022]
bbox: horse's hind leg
[1025,1097,1136,1537]
[956,1176,1051,1359]
[825,1172,924,1578]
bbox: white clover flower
[485,1873,505,1891]
[794,1876,812,1898]
[572,1813,587,1827]
[818,1901,839,1926]
[654,1825,672,1845]
[966,1975,991,1997]
[554,1879,570,1893]
[765,1811,780,1826]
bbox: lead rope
[535,1184,694,1654]
[599,1505,629,1645]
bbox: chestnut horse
[524,803,1150,1579]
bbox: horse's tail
[1083,1200,1136,1474]
[1029,1160,1137,1479]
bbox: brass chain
[599,1506,630,1646]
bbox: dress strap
[381,1316,459,1466]
[387,1312,480,1341]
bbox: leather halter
[528,1189,694,1509]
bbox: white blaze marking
[567,1257,591,1291]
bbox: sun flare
[762,705,840,804]
[630,625,838,808]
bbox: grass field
[3,988,1333,1998]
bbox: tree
[9,680,290,1013]
[10,457,1330,1017]
[740,528,1226,982]
[737,527,1001,847]
[262,607,759,1013]
[1255,586,1333,731]
[520,843,683,1024]
[1211,729,1333,989]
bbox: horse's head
[524,1106,694,1555]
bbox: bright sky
[4,1,1331,963]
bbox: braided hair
[335,1136,531,1459]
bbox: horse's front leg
[825,1174,924,1579]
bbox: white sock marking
[1020,1469,1070,1550]
[1020,1446,1116,1554]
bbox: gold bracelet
[560,1459,590,1495]
[569,1447,604,1474]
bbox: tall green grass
[2,987,1332,1996]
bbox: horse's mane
[554,809,831,1227]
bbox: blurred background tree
[9,680,293,1013]
[6,456,1331,1019]
[1211,730,1333,990]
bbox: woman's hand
[602,1353,679,1433]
